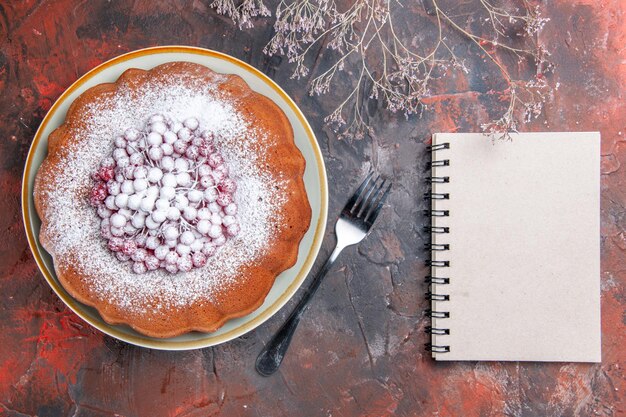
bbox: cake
[34,62,311,338]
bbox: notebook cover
[429,132,601,362]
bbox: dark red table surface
[1,1,624,416]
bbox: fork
[255,171,392,376]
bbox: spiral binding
[426,176,450,183]
[425,310,450,318]
[425,141,451,354]
[427,159,450,168]
[424,243,450,251]
[425,276,449,284]
[424,192,450,200]
[425,260,449,267]
[426,143,450,151]
[425,292,450,301]
[423,226,449,234]
[425,343,451,353]
[423,209,449,217]
[425,326,450,335]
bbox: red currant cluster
[89,114,240,274]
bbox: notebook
[426,132,601,362]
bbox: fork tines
[344,171,392,225]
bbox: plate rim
[21,45,328,350]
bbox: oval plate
[22,46,328,350]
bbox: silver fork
[255,171,392,376]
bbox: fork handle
[255,245,343,376]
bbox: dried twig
[210,0,271,28]
[212,0,552,140]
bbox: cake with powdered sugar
[34,62,311,338]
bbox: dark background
[0,1,624,416]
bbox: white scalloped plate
[22,46,328,350]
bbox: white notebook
[427,132,601,362]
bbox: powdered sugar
[40,73,287,312]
